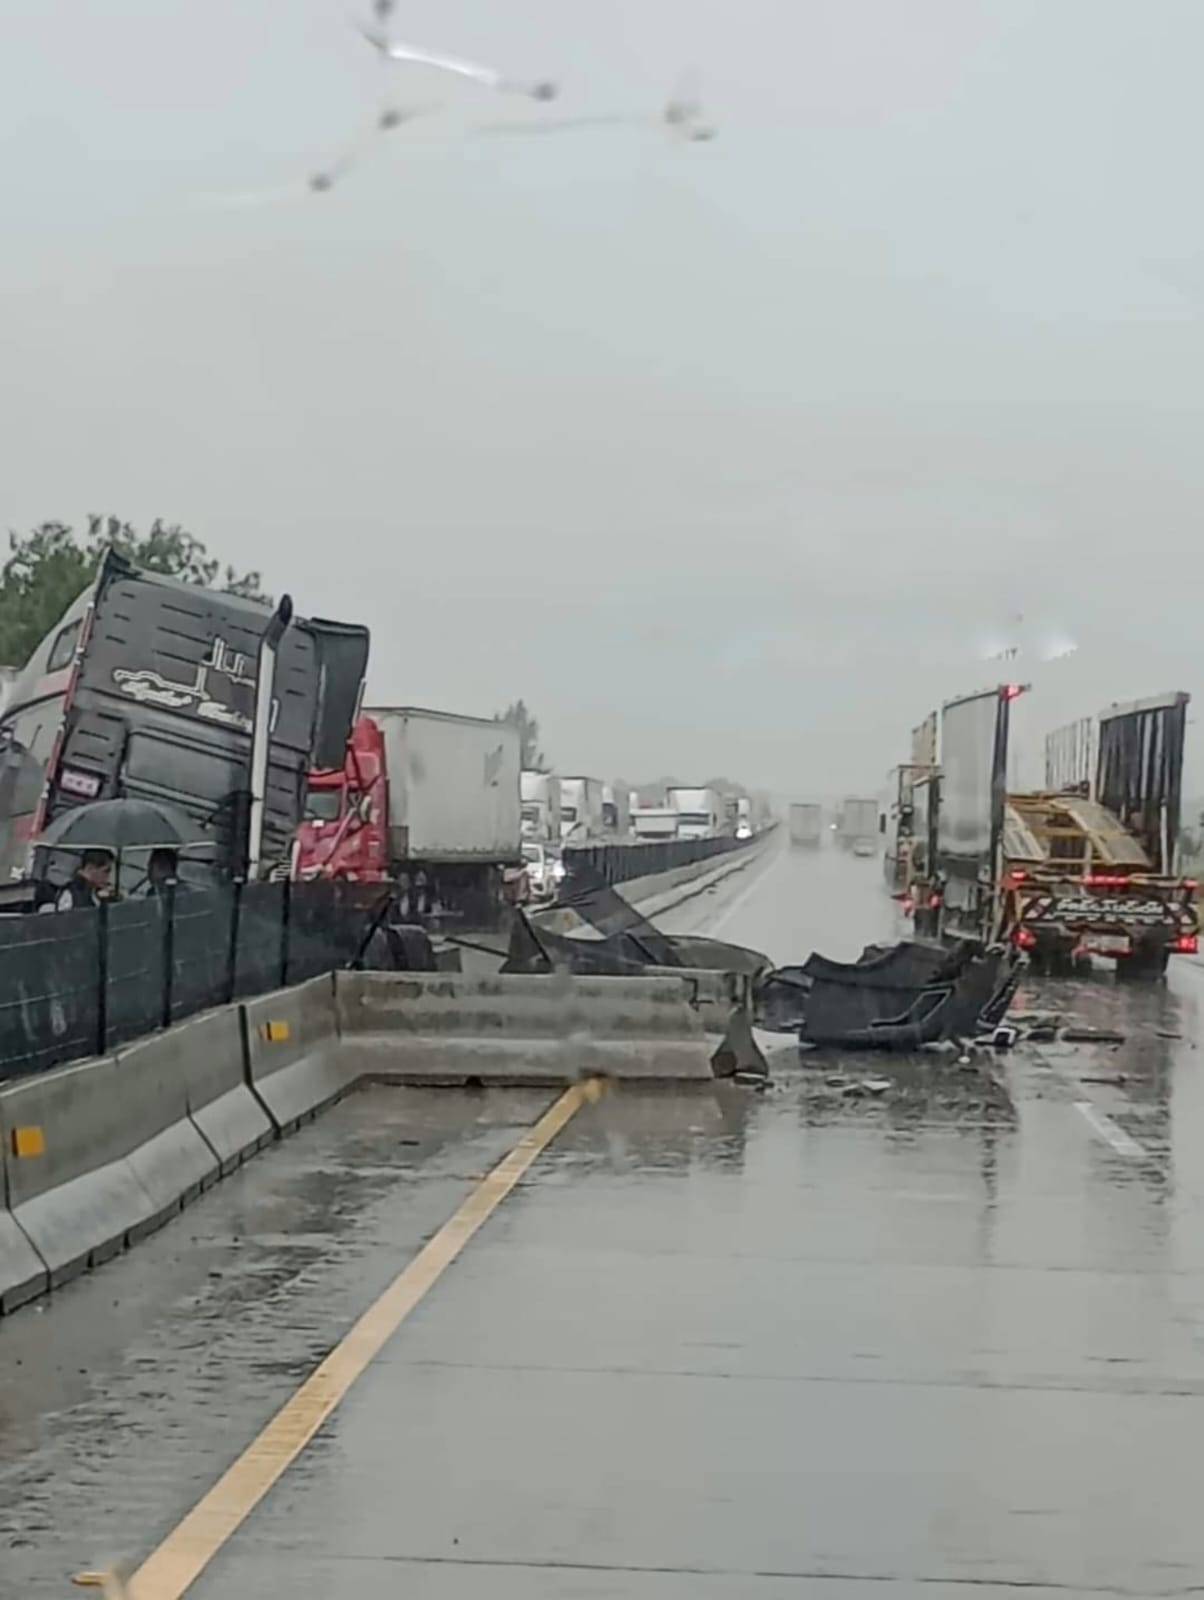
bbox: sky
[3,0,1204,799]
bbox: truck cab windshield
[305,789,342,823]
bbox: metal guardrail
[564,829,766,889]
[0,880,385,1083]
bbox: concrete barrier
[336,970,714,1083]
[0,1045,218,1288]
[117,1007,272,1177]
[0,1134,46,1313]
[644,967,755,1035]
[243,974,350,1131]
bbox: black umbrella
[36,798,206,855]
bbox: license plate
[1083,934,1131,955]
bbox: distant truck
[0,548,368,893]
[601,784,631,840]
[632,807,678,843]
[668,786,720,841]
[788,802,823,847]
[559,776,606,843]
[838,797,879,851]
[294,707,522,924]
[521,771,561,843]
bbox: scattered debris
[1025,1022,1059,1043]
[1156,1029,1183,1041]
[733,1069,769,1089]
[825,1073,850,1088]
[863,1076,892,1096]
[1079,1073,1128,1087]
[991,1024,1019,1051]
[1061,1027,1126,1045]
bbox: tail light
[1173,933,1198,954]
[1084,874,1129,888]
[1012,925,1037,950]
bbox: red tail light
[1185,880,1198,892]
[1173,934,1198,954]
[1084,874,1129,889]
[928,892,942,910]
[1012,926,1037,950]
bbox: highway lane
[5,837,1204,1597]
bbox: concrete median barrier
[117,1008,272,1177]
[0,1135,46,1313]
[335,970,714,1083]
[0,1045,218,1289]
[642,967,755,1035]
[243,974,350,1131]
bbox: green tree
[0,514,265,668]
[495,699,546,769]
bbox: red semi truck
[294,707,525,923]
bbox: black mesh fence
[563,833,747,889]
[0,879,388,1084]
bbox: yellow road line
[121,1080,598,1600]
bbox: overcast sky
[2,0,1203,796]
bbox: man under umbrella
[50,848,115,911]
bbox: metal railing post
[161,882,176,1030]
[226,880,243,1004]
[95,900,109,1057]
[279,876,292,988]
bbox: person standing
[52,848,115,911]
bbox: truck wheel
[1124,948,1169,980]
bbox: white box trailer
[521,771,562,843]
[367,706,522,862]
[788,802,823,847]
[669,786,720,840]
[560,776,606,842]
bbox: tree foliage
[495,698,546,770]
[0,514,265,668]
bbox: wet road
[5,835,1204,1596]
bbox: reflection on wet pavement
[6,836,1204,1596]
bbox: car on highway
[522,840,563,902]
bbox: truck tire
[1121,948,1169,981]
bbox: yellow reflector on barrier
[261,1020,291,1044]
[11,1125,45,1158]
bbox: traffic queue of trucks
[885,685,1198,978]
[0,554,770,922]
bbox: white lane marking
[704,847,781,936]
[1074,1100,1146,1158]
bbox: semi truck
[838,796,879,852]
[631,806,677,842]
[1007,693,1198,975]
[668,786,720,841]
[601,784,631,841]
[788,802,823,848]
[913,684,1197,976]
[0,548,368,895]
[294,706,523,925]
[559,776,606,843]
[882,764,937,895]
[520,771,561,843]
